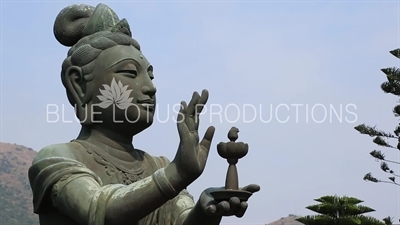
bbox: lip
[137,99,154,104]
[139,103,155,113]
[140,103,155,108]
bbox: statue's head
[54,4,156,136]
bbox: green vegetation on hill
[0,143,39,225]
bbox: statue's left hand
[198,184,260,218]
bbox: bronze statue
[28,3,260,225]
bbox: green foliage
[0,182,39,225]
[296,195,388,225]
[0,150,39,225]
[382,216,395,225]
[354,49,400,187]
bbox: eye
[148,71,154,80]
[148,66,154,80]
[117,70,137,78]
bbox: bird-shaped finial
[228,127,239,142]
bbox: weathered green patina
[28,4,259,225]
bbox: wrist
[153,167,180,199]
[163,162,188,193]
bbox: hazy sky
[1,0,400,224]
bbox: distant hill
[266,214,304,225]
[0,142,39,225]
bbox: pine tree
[295,195,391,225]
[354,48,400,187]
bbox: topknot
[54,3,133,47]
[53,4,95,47]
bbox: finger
[186,91,200,116]
[199,126,215,155]
[241,184,260,193]
[177,101,187,126]
[185,117,196,132]
[186,92,200,132]
[235,201,248,218]
[177,101,189,137]
[194,116,201,131]
[194,90,209,130]
[225,197,240,215]
[195,89,209,115]
[205,204,217,216]
[215,201,230,215]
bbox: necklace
[73,139,146,185]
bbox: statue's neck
[77,125,134,153]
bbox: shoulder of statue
[33,142,84,164]
[29,142,103,214]
[151,155,171,168]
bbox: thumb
[199,126,215,156]
[241,184,260,193]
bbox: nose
[141,83,157,97]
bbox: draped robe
[28,139,195,225]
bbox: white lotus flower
[96,78,134,110]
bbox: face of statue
[88,45,157,136]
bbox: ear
[64,66,85,106]
[64,66,91,124]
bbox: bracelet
[153,168,178,199]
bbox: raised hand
[172,89,215,185]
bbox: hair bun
[54,4,95,47]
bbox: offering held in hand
[210,127,253,202]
